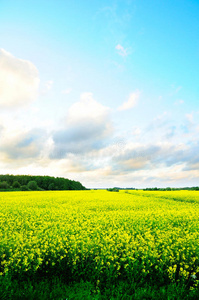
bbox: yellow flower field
[0,190,199,288]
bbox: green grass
[1,275,199,300]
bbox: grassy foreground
[1,190,199,299]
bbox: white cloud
[170,85,182,95]
[118,90,140,111]
[115,44,128,57]
[174,99,184,105]
[132,127,141,136]
[186,113,194,123]
[50,93,113,158]
[40,80,54,95]
[0,128,46,160]
[0,49,39,107]
[62,88,72,94]
[45,80,53,90]
[67,92,110,125]
[176,86,182,93]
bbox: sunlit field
[1,190,199,299]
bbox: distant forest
[143,187,199,191]
[0,174,86,191]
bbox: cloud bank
[0,49,198,188]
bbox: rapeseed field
[0,190,199,299]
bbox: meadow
[1,190,199,299]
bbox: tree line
[143,187,199,191]
[0,174,86,191]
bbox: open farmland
[1,190,199,299]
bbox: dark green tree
[27,181,38,191]
[48,183,55,190]
[21,185,29,191]
[0,181,9,189]
[13,181,20,188]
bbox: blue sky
[0,0,199,188]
